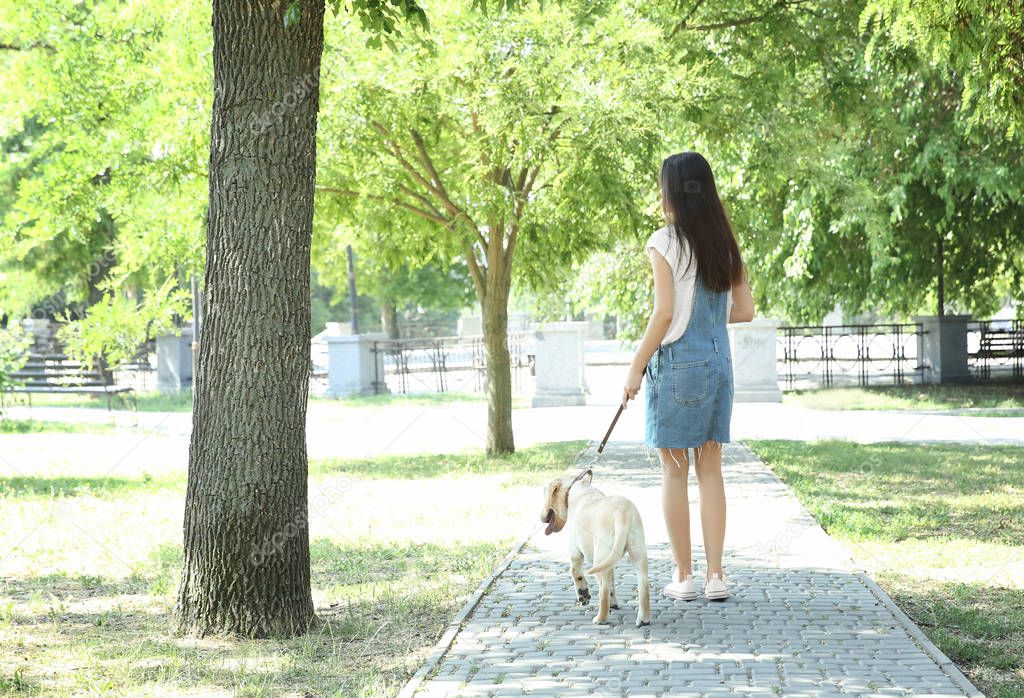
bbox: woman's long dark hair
[660,152,744,292]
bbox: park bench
[974,325,1024,379]
[2,353,136,411]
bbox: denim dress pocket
[671,359,710,407]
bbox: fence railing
[968,319,1024,381]
[371,332,535,395]
[776,323,925,389]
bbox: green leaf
[283,1,302,28]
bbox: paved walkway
[403,442,980,698]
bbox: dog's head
[540,470,592,536]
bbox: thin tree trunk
[381,299,399,339]
[482,287,514,455]
[480,232,514,455]
[175,0,324,638]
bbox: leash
[572,402,626,486]
[596,403,625,455]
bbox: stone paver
[404,442,980,698]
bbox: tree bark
[479,229,515,455]
[175,0,324,638]
[381,298,400,339]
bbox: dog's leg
[570,550,590,606]
[629,538,652,627]
[608,568,619,609]
[593,571,611,625]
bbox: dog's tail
[585,510,629,576]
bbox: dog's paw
[610,603,620,610]
[592,615,609,625]
[636,617,651,627]
[575,590,591,606]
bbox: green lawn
[0,440,583,696]
[2,390,191,412]
[785,383,1024,415]
[5,389,525,413]
[0,418,115,434]
[748,439,1024,698]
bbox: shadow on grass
[0,474,180,498]
[749,439,1024,544]
[786,382,1024,413]
[0,418,116,434]
[1,537,508,696]
[311,440,586,479]
[880,574,1024,698]
[3,391,191,413]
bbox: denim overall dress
[645,279,734,449]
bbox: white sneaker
[662,572,698,601]
[704,572,729,601]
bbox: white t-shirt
[646,226,733,345]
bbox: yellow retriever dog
[541,469,651,626]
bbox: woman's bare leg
[659,448,692,578]
[694,440,726,577]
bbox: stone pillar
[457,315,482,336]
[915,315,971,384]
[727,319,783,402]
[157,327,193,392]
[325,334,387,397]
[532,321,587,407]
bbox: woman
[622,151,755,602]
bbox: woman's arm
[622,248,674,406]
[728,267,755,323]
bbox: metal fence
[968,319,1024,381]
[371,332,535,395]
[776,323,925,389]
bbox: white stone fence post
[727,319,783,402]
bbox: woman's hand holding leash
[622,367,643,408]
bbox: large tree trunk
[175,0,325,638]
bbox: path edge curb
[395,520,540,698]
[397,441,595,698]
[856,572,984,698]
[749,441,984,698]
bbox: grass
[7,389,527,413]
[321,391,530,409]
[748,439,1024,698]
[0,418,115,434]
[785,383,1024,414]
[3,390,191,412]
[312,440,585,479]
[0,440,583,696]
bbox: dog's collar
[566,468,592,496]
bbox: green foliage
[577,0,1024,330]
[0,0,210,352]
[317,0,679,302]
[861,0,1024,137]
[57,280,188,369]
[2,0,1021,348]
[0,323,31,400]
[310,217,475,333]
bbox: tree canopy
[1,0,1021,363]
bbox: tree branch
[0,41,56,52]
[669,0,708,37]
[671,0,808,35]
[315,184,451,226]
[465,242,487,303]
[408,127,488,248]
